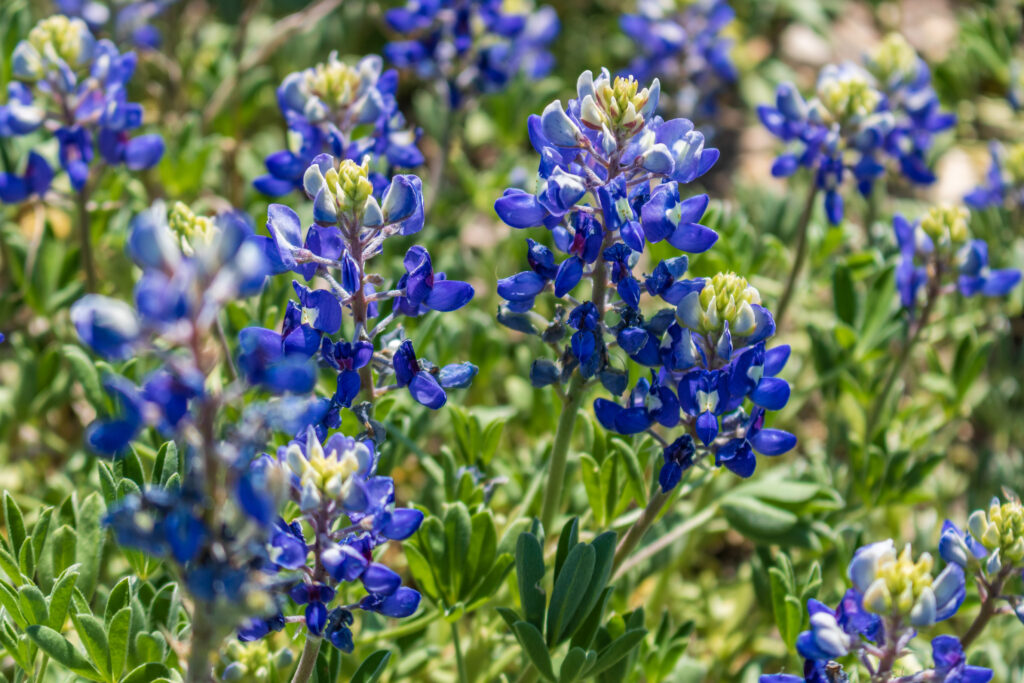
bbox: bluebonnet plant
[940,494,1024,634]
[965,141,1024,212]
[235,426,423,653]
[70,200,302,676]
[893,205,1021,318]
[760,34,953,226]
[620,0,737,124]
[1,15,164,197]
[246,153,476,422]
[761,538,984,683]
[254,54,423,197]
[384,0,559,106]
[55,0,172,49]
[495,69,795,532]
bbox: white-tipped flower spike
[986,548,1002,575]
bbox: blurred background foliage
[0,0,1022,680]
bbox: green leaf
[404,543,440,602]
[133,632,167,665]
[50,524,77,579]
[0,618,30,670]
[105,578,132,627]
[783,595,803,648]
[350,649,391,683]
[3,493,26,557]
[76,493,106,601]
[75,613,111,680]
[720,497,799,539]
[154,442,179,487]
[108,607,132,680]
[18,584,47,625]
[443,503,472,598]
[463,510,497,600]
[31,506,53,566]
[0,545,23,586]
[26,625,103,682]
[120,662,171,683]
[579,454,604,527]
[64,344,107,409]
[0,581,26,629]
[559,646,589,683]
[553,518,579,582]
[546,543,595,646]
[833,263,857,326]
[515,532,546,631]
[48,568,79,630]
[99,464,118,506]
[513,621,556,682]
[590,629,647,676]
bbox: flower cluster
[384,0,559,106]
[965,141,1024,212]
[0,15,163,202]
[495,69,795,489]
[246,153,476,423]
[254,54,423,197]
[761,538,985,683]
[72,200,285,606]
[620,0,737,123]
[759,34,954,225]
[55,0,171,49]
[236,427,423,649]
[941,494,1024,626]
[893,205,1021,316]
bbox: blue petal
[667,223,718,253]
[751,377,790,410]
[495,189,548,228]
[497,271,546,301]
[362,562,402,596]
[426,280,474,311]
[124,134,164,170]
[408,372,447,409]
[749,428,796,456]
[381,508,423,540]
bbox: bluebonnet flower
[495,70,794,486]
[893,206,1021,315]
[0,16,163,198]
[620,0,737,124]
[965,141,1024,211]
[384,0,559,106]
[760,37,953,225]
[762,537,978,683]
[56,0,171,49]
[254,54,423,196]
[248,154,476,417]
[864,34,956,186]
[68,201,335,632]
[235,427,423,647]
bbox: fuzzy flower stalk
[71,201,294,682]
[758,34,954,326]
[494,69,796,544]
[254,53,423,197]
[759,499,1024,683]
[0,15,165,290]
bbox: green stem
[451,621,469,683]
[75,188,97,293]
[289,635,322,683]
[357,608,442,645]
[774,183,819,330]
[864,276,938,442]
[185,607,215,683]
[612,487,670,575]
[960,566,1012,649]
[540,372,588,532]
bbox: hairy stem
[960,566,1012,649]
[540,372,588,532]
[185,608,215,683]
[774,183,819,329]
[612,487,670,575]
[864,272,939,443]
[75,188,97,292]
[289,636,323,683]
[451,622,469,683]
